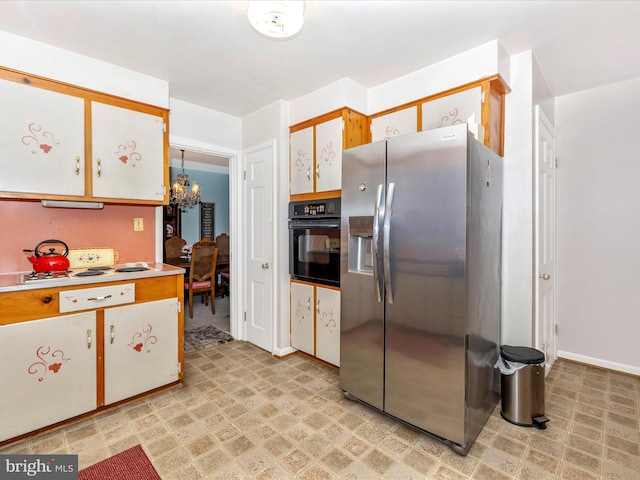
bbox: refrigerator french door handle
[373,184,383,303]
[383,182,395,304]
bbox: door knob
[539,273,550,280]
[262,262,269,269]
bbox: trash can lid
[500,345,545,364]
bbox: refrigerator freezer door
[340,141,386,411]
[383,124,468,444]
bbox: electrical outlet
[133,218,144,231]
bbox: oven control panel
[289,198,341,218]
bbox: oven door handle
[288,220,341,229]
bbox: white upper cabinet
[289,126,314,195]
[0,68,169,204]
[289,117,343,195]
[0,78,85,197]
[421,86,483,140]
[315,117,343,193]
[289,108,368,198]
[91,102,166,202]
[370,106,418,143]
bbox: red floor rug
[79,444,161,480]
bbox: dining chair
[165,236,186,261]
[214,233,230,297]
[184,240,218,319]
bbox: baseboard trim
[558,350,640,378]
[273,346,297,358]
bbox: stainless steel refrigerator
[340,124,502,455]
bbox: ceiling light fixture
[248,1,305,39]
[170,149,201,212]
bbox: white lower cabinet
[0,312,97,442]
[104,298,179,405]
[290,281,315,355]
[315,286,341,366]
[290,280,340,366]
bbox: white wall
[502,51,535,346]
[170,98,241,151]
[368,40,507,114]
[0,32,168,107]
[289,78,367,125]
[242,100,292,355]
[556,77,640,375]
[501,51,555,348]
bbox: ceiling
[2,2,639,135]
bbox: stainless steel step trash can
[499,345,549,429]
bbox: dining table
[166,255,229,269]
[166,255,229,296]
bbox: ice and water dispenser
[347,216,374,274]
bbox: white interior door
[244,141,274,352]
[534,105,557,373]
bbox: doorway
[165,141,242,342]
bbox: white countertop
[0,263,185,293]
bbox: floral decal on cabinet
[21,122,60,155]
[128,324,157,353]
[114,140,142,167]
[317,141,336,167]
[320,308,337,334]
[294,149,311,173]
[63,295,78,304]
[27,346,70,382]
[438,108,464,127]
[384,126,401,140]
[295,300,311,323]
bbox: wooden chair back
[189,240,217,283]
[214,233,229,257]
[165,236,186,259]
[184,240,218,318]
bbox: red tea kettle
[24,239,70,273]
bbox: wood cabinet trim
[0,276,179,325]
[0,66,168,115]
[290,106,366,133]
[368,74,510,120]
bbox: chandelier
[170,149,200,212]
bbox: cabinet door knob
[97,158,102,178]
[539,273,551,280]
[87,329,92,349]
[110,325,115,344]
[42,296,53,304]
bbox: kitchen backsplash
[0,200,156,273]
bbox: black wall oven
[288,198,341,287]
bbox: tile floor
[1,341,638,479]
